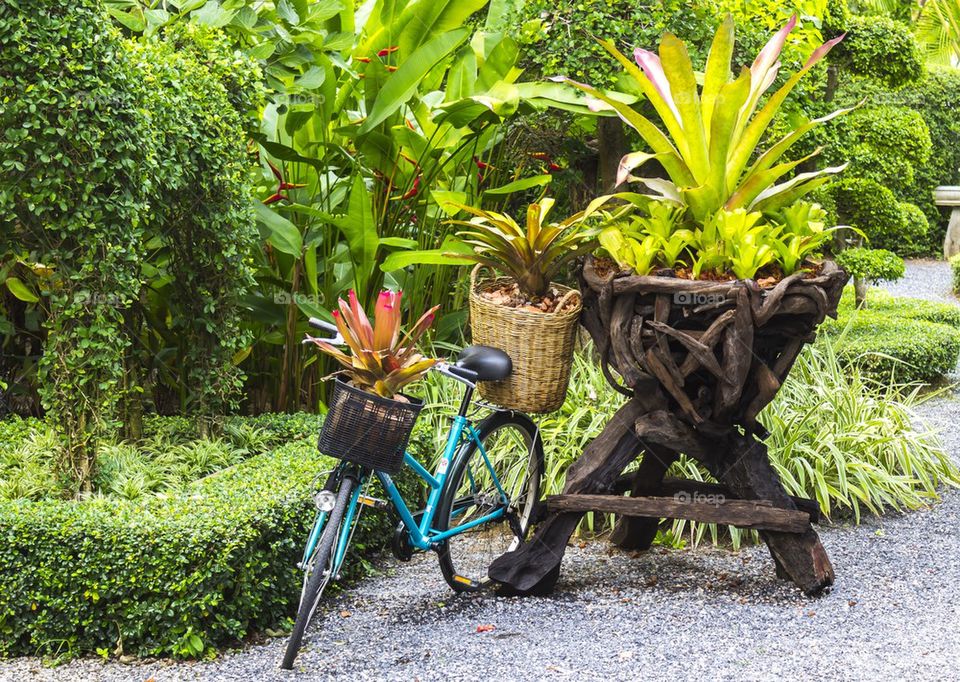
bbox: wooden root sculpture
[489,256,848,596]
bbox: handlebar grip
[308,317,338,334]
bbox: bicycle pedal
[452,574,480,589]
[357,495,388,509]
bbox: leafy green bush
[830,106,931,198]
[0,439,412,659]
[835,248,904,283]
[952,254,960,293]
[830,16,924,88]
[0,0,261,491]
[828,178,927,254]
[827,68,960,254]
[835,287,960,327]
[822,306,960,384]
[0,416,285,503]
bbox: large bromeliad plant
[562,15,852,281]
[307,290,438,400]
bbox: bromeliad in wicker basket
[306,289,439,400]
[445,196,627,412]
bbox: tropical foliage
[307,291,438,398]
[441,195,624,298]
[563,15,849,223]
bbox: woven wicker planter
[579,255,849,429]
[317,378,423,473]
[469,266,581,413]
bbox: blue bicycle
[281,319,544,669]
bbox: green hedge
[830,15,923,88]
[824,289,960,383]
[0,440,413,659]
[826,68,960,255]
[951,254,960,294]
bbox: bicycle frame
[301,411,510,575]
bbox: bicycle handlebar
[308,317,338,334]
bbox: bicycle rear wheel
[435,411,543,592]
[281,470,357,670]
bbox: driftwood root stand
[489,257,847,597]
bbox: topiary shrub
[952,254,960,294]
[826,314,960,383]
[836,287,960,328]
[824,289,960,383]
[831,105,932,197]
[830,16,924,88]
[897,201,931,256]
[825,68,960,255]
[835,247,904,307]
[829,178,903,247]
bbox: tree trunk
[597,118,628,193]
[854,277,868,308]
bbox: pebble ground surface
[4,261,960,682]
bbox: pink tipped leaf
[373,290,402,351]
[633,47,681,123]
[347,289,375,349]
[751,14,796,82]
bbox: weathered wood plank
[547,493,813,532]
[609,475,822,523]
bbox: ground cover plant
[415,335,960,545]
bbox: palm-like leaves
[447,195,620,299]
[916,0,960,65]
[307,290,439,398]
[559,15,850,223]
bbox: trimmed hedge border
[0,439,412,659]
[823,288,960,383]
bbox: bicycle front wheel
[435,411,543,592]
[281,471,357,670]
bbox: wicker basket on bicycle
[317,378,423,473]
[469,265,581,414]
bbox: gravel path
[883,258,958,304]
[4,261,960,682]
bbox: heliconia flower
[548,163,562,172]
[386,65,398,72]
[530,152,552,162]
[279,181,307,190]
[378,46,399,56]
[267,159,283,182]
[474,157,493,171]
[356,56,372,63]
[264,192,288,205]
[400,175,421,200]
[405,119,416,130]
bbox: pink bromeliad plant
[559,15,851,223]
[308,290,439,399]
